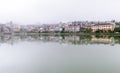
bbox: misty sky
[0,0,119,24]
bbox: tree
[114,28,120,33]
[95,29,104,33]
[86,28,92,33]
[61,28,65,33]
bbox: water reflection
[1,34,120,45]
[0,34,120,73]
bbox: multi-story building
[12,24,21,33]
[63,22,80,32]
[91,22,116,32]
[115,22,120,28]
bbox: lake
[0,34,120,73]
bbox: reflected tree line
[0,34,120,45]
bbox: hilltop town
[0,20,120,34]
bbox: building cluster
[0,21,118,33]
[32,21,116,33]
[61,21,116,32]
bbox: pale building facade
[91,22,116,32]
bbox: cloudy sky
[0,0,119,24]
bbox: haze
[0,0,119,24]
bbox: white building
[91,22,116,32]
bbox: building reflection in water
[0,34,120,45]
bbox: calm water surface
[0,35,120,73]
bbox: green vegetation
[85,28,92,33]
[114,28,120,33]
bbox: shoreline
[1,32,120,36]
